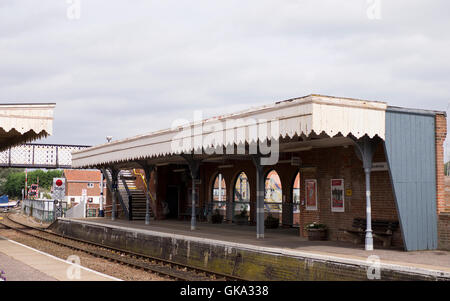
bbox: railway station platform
[0,235,120,281]
[51,218,450,281]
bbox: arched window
[264,170,282,222]
[234,172,250,220]
[292,172,301,226]
[211,173,227,215]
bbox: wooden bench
[340,218,399,247]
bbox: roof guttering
[387,106,447,117]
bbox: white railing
[0,143,90,169]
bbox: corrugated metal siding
[385,111,437,251]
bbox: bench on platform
[340,218,399,247]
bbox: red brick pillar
[436,114,447,214]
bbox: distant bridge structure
[0,143,91,169]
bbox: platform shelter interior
[99,135,403,248]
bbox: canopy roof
[72,95,388,168]
[0,103,55,150]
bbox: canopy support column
[252,156,265,239]
[182,155,201,231]
[109,167,119,222]
[354,136,380,251]
[99,170,105,217]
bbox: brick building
[63,169,105,205]
[71,95,448,251]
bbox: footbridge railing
[0,143,90,169]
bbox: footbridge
[0,143,90,169]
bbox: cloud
[0,0,449,156]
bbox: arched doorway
[264,170,282,224]
[292,172,301,227]
[211,173,227,219]
[233,172,250,223]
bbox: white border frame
[331,179,345,212]
[305,179,318,211]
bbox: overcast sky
[1,1,450,155]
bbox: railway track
[0,214,246,282]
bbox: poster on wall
[331,179,345,212]
[305,179,318,211]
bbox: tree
[1,169,63,199]
[2,172,26,198]
[0,168,24,194]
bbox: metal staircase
[103,169,154,221]
[119,170,154,221]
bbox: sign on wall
[305,179,318,211]
[331,179,345,212]
[52,178,66,200]
[372,162,388,172]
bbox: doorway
[166,185,179,219]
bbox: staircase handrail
[133,168,156,213]
[120,171,133,220]
[102,169,129,220]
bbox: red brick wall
[292,144,402,247]
[438,213,450,250]
[436,114,447,214]
[66,182,103,197]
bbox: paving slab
[0,236,121,281]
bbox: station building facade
[72,95,448,251]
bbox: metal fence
[22,199,68,223]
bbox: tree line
[0,169,63,199]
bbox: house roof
[63,169,101,182]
